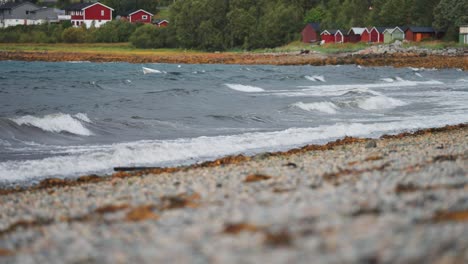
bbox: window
[101,10,104,16]
[142,15,147,20]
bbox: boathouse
[383,27,405,43]
[405,26,436,42]
[369,27,389,43]
[301,23,321,43]
[459,25,468,44]
[348,27,368,43]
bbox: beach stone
[365,140,378,149]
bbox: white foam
[1,112,467,183]
[11,113,93,136]
[142,67,163,74]
[73,113,92,123]
[305,75,326,82]
[381,78,394,83]
[293,102,338,114]
[275,80,444,97]
[225,84,265,92]
[415,73,423,78]
[358,94,407,110]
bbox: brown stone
[223,223,262,235]
[244,174,273,183]
[125,205,159,222]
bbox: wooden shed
[383,27,404,43]
[301,23,321,43]
[369,27,389,43]
[405,26,435,42]
[320,30,337,43]
[348,27,367,43]
[459,25,468,44]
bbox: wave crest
[10,113,93,136]
[293,102,338,114]
[225,84,265,92]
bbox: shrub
[62,27,88,43]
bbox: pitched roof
[348,27,367,35]
[64,2,113,11]
[121,9,153,17]
[373,27,392,33]
[321,29,337,35]
[307,23,320,31]
[406,26,435,33]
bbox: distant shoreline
[1,49,467,70]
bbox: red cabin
[320,30,336,43]
[404,26,436,42]
[348,27,368,43]
[301,23,321,43]
[64,2,113,28]
[369,27,389,43]
[335,30,345,43]
[121,9,153,24]
[153,19,168,27]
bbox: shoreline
[1,50,467,70]
[1,123,466,195]
[0,122,466,262]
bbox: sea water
[0,61,467,185]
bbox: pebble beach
[0,124,467,263]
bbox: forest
[0,0,466,50]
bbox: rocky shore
[0,124,467,263]
[1,47,467,70]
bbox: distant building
[383,27,405,43]
[348,27,368,43]
[459,25,468,44]
[369,27,391,43]
[301,23,320,43]
[153,19,168,27]
[63,2,113,28]
[320,29,337,43]
[121,9,153,24]
[0,1,57,28]
[320,29,346,43]
[404,26,436,42]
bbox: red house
[301,23,321,43]
[153,19,169,27]
[64,2,113,28]
[361,28,371,42]
[369,27,390,43]
[121,9,153,24]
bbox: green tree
[433,0,468,40]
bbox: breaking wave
[0,112,466,183]
[293,102,338,114]
[225,84,265,92]
[10,113,93,136]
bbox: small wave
[10,113,93,136]
[305,75,326,82]
[225,84,265,93]
[293,102,338,114]
[381,78,394,83]
[415,73,423,78]
[357,94,407,110]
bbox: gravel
[0,126,467,263]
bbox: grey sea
[0,61,467,185]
